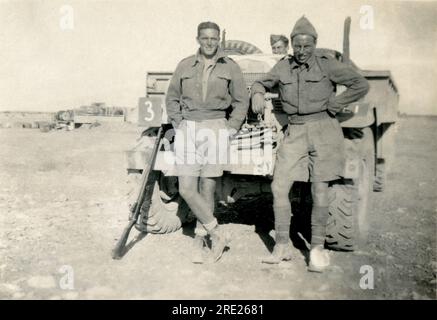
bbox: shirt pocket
[304,73,333,103]
[210,70,232,100]
[180,70,199,101]
[278,73,296,105]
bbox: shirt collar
[192,48,226,66]
[290,54,316,70]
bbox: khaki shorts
[174,118,229,177]
[273,114,345,182]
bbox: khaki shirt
[166,49,249,130]
[251,53,369,115]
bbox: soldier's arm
[250,63,281,114]
[325,59,370,114]
[250,63,281,96]
[165,62,184,128]
[227,62,250,131]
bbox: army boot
[208,225,230,263]
[262,241,294,264]
[308,244,330,272]
[262,224,293,264]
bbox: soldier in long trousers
[251,16,369,272]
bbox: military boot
[308,244,330,272]
[262,242,294,264]
[208,226,230,263]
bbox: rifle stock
[112,126,164,260]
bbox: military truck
[122,17,399,252]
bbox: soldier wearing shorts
[166,21,249,263]
[251,16,369,271]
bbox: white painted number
[59,265,75,290]
[144,101,155,122]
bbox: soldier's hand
[227,127,238,139]
[251,93,265,114]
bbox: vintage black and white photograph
[0,0,436,301]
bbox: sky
[1,0,436,114]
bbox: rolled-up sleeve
[165,62,184,128]
[325,60,370,114]
[227,62,250,131]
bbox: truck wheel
[325,181,358,251]
[222,40,263,55]
[136,173,190,234]
[373,160,385,192]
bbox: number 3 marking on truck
[144,101,155,121]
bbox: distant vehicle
[55,102,125,130]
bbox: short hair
[197,21,220,36]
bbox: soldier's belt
[288,111,330,124]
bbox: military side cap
[270,34,289,46]
[290,16,318,39]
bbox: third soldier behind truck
[251,16,369,272]
[270,34,289,55]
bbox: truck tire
[222,40,263,55]
[135,174,190,234]
[325,181,358,251]
[291,181,359,251]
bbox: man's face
[292,34,316,64]
[271,40,289,55]
[197,28,220,58]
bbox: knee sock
[273,204,292,244]
[311,206,329,247]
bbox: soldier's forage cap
[290,16,318,40]
[270,34,289,46]
[197,21,220,35]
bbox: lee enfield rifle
[112,126,164,259]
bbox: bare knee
[179,187,197,201]
[178,177,199,200]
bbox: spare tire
[222,40,263,55]
[135,173,191,234]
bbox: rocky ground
[0,117,435,300]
